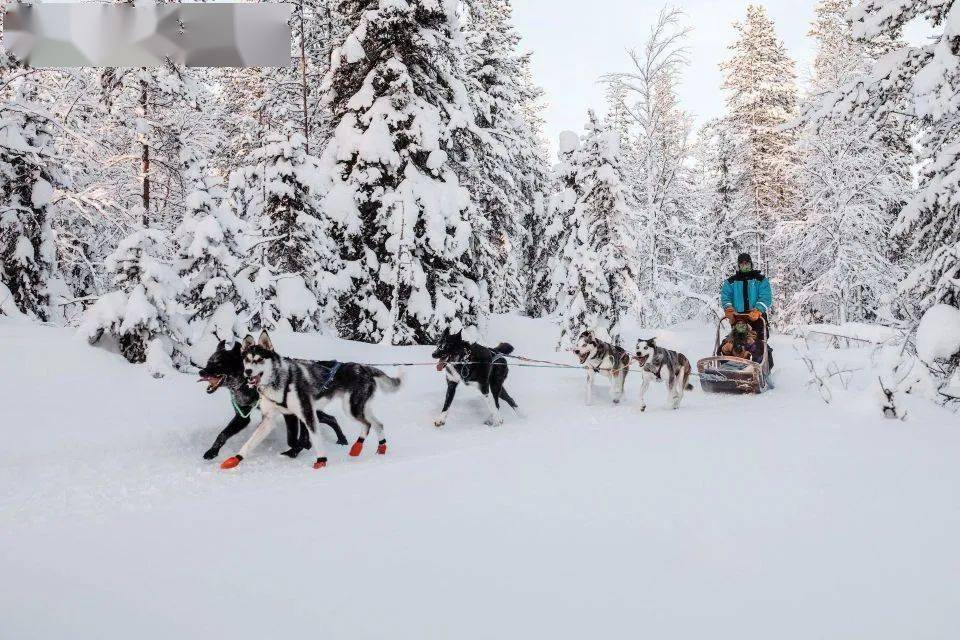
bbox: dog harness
[319,362,342,392]
[230,392,259,419]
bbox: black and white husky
[572,330,631,405]
[197,340,347,461]
[430,329,520,428]
[634,338,694,411]
[220,331,403,470]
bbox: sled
[697,314,772,394]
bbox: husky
[197,340,348,460]
[430,328,520,428]
[634,338,694,411]
[572,330,630,405]
[219,331,403,470]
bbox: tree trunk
[140,79,150,227]
[298,0,310,154]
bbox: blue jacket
[721,271,772,315]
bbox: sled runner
[697,314,771,394]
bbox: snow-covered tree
[239,133,341,333]
[554,111,640,344]
[527,130,580,318]
[79,229,184,370]
[829,0,960,318]
[173,151,251,359]
[0,95,63,320]
[459,0,547,314]
[602,6,697,324]
[720,4,799,269]
[319,0,481,345]
[778,0,911,325]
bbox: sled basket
[697,314,771,394]
[697,356,765,394]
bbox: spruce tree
[319,0,481,344]
[780,0,911,325]
[0,97,63,320]
[555,112,640,344]
[79,229,184,367]
[459,0,548,315]
[242,133,339,332]
[720,4,799,269]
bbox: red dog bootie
[377,440,387,455]
[313,457,327,470]
[220,455,243,470]
[349,437,365,457]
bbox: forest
[1,0,958,405]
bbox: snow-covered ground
[2,315,958,639]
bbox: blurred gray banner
[3,3,292,67]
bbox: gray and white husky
[220,331,403,470]
[572,330,631,405]
[634,338,693,411]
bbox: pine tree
[836,0,960,315]
[319,0,481,345]
[528,130,580,318]
[0,92,63,321]
[174,151,250,357]
[555,111,640,344]
[79,229,184,368]
[241,133,340,332]
[720,4,799,269]
[459,0,546,315]
[779,0,911,325]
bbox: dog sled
[697,314,772,394]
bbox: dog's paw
[203,448,219,460]
[335,437,348,446]
[639,404,647,413]
[280,448,302,459]
[220,455,242,470]
[433,419,445,428]
[613,398,621,405]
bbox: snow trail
[1,315,958,639]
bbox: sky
[511,0,820,155]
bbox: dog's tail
[494,342,515,355]
[373,367,404,393]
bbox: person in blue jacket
[720,253,773,366]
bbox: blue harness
[320,362,342,393]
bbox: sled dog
[220,331,402,470]
[634,338,694,411]
[572,330,630,405]
[431,328,520,428]
[198,340,347,460]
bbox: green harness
[230,392,259,419]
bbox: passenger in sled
[719,253,774,369]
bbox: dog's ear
[258,330,274,352]
[242,334,255,352]
[648,338,656,346]
[217,339,226,352]
[230,341,241,354]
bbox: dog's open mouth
[199,376,223,394]
[247,373,262,387]
[575,351,589,365]
[436,360,447,372]
[635,355,649,366]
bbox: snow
[30,177,53,208]
[558,129,580,154]
[801,322,897,344]
[2,315,959,639]
[916,304,960,363]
